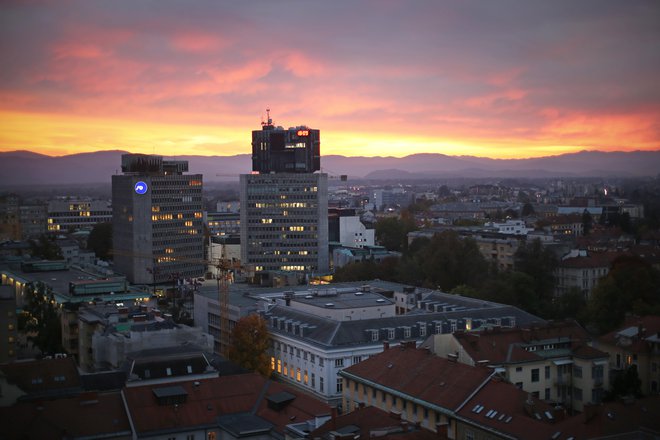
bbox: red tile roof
[342,345,492,411]
[453,320,602,364]
[122,373,330,436]
[0,357,81,395]
[310,406,443,440]
[599,315,660,353]
[0,391,130,440]
[457,377,559,439]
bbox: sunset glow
[1,1,658,159]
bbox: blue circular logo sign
[134,181,148,195]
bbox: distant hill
[1,149,659,186]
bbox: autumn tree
[226,314,271,376]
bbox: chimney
[389,410,401,420]
[331,407,337,430]
[383,341,390,350]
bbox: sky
[1,1,659,159]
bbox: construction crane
[110,248,241,355]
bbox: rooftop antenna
[266,107,272,126]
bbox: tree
[414,231,489,291]
[587,256,660,333]
[226,314,271,376]
[582,210,593,236]
[514,238,558,308]
[23,282,63,355]
[375,214,417,252]
[88,222,113,260]
[29,235,62,260]
[521,203,535,217]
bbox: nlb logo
[134,181,148,195]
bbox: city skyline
[1,1,659,159]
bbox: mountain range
[1,150,659,186]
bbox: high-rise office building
[112,154,204,284]
[240,113,329,274]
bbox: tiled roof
[0,391,131,440]
[122,373,331,436]
[0,357,82,397]
[309,406,442,440]
[454,320,600,364]
[600,315,660,352]
[341,346,492,411]
[457,377,559,439]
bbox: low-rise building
[0,285,17,363]
[121,373,331,440]
[423,320,609,413]
[76,303,213,372]
[555,250,616,298]
[597,315,660,396]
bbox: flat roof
[292,290,393,309]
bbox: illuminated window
[271,357,276,371]
[185,221,193,227]
[194,212,203,218]
[304,370,309,385]
[277,359,282,373]
[296,368,301,382]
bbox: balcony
[555,375,570,386]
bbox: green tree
[23,282,63,355]
[88,222,113,260]
[514,238,558,309]
[521,203,535,217]
[375,214,417,252]
[29,235,63,260]
[226,314,271,376]
[414,231,489,291]
[581,210,593,236]
[588,256,660,333]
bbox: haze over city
[1,1,659,159]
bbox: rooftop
[341,345,493,412]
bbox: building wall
[0,286,18,363]
[342,377,456,438]
[339,216,375,249]
[47,200,111,232]
[240,173,329,273]
[112,171,204,284]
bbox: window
[592,365,604,381]
[371,330,379,342]
[404,327,411,338]
[531,368,540,382]
[303,351,308,360]
[592,387,603,403]
[208,433,217,440]
[419,325,426,337]
[320,377,324,392]
[335,358,344,368]
[516,367,523,373]
[304,370,308,385]
[187,435,195,440]
[573,366,583,378]
[573,387,583,401]
[545,366,551,379]
[296,368,301,382]
[466,430,475,440]
[319,357,324,367]
[353,356,361,365]
[311,354,315,363]
[388,329,395,340]
[545,388,551,400]
[515,382,523,389]
[166,368,172,376]
[392,396,397,406]
[336,378,343,393]
[311,373,315,388]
